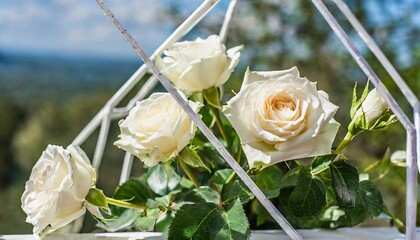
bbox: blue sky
[0,0,224,58]
[1,0,418,61]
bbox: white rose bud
[21,145,96,239]
[353,88,388,125]
[224,67,340,168]
[157,35,242,94]
[115,92,202,167]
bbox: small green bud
[348,88,396,135]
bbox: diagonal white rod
[310,1,418,239]
[333,0,419,108]
[95,1,302,239]
[219,0,239,43]
[72,0,220,146]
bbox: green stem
[210,106,229,146]
[311,132,355,176]
[179,159,200,188]
[335,132,354,153]
[225,171,237,184]
[106,197,147,210]
[236,144,243,164]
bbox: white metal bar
[119,153,134,184]
[219,0,239,43]
[95,1,302,239]
[72,108,106,146]
[310,1,418,239]
[332,0,419,108]
[406,134,418,240]
[72,0,220,146]
[92,113,112,170]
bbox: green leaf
[222,179,254,204]
[209,169,234,192]
[252,165,283,199]
[225,199,251,240]
[179,147,210,172]
[289,169,326,217]
[175,187,220,205]
[192,187,220,204]
[330,160,359,207]
[339,180,384,226]
[350,82,369,119]
[147,193,173,209]
[203,87,222,109]
[114,178,154,205]
[251,200,269,227]
[350,83,359,119]
[358,180,383,217]
[135,208,160,231]
[86,188,108,208]
[97,208,140,232]
[278,167,300,190]
[311,155,334,175]
[147,163,181,195]
[168,200,250,240]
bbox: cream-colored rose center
[270,96,296,119]
[257,92,307,142]
[264,94,300,121]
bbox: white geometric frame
[71,1,419,240]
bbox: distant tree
[0,99,25,189]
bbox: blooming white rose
[115,92,202,167]
[223,67,340,168]
[157,35,242,94]
[21,145,96,239]
[353,88,387,124]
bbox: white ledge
[0,227,414,240]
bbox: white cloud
[0,1,163,55]
[0,0,226,57]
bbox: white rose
[223,67,340,168]
[353,88,387,124]
[115,92,201,167]
[21,145,96,239]
[157,35,242,94]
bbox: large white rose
[223,67,340,168]
[115,92,202,167]
[157,35,242,94]
[21,145,96,239]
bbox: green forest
[1,0,419,234]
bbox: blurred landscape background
[1,0,419,234]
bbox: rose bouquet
[22,35,401,240]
